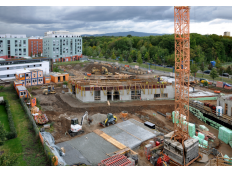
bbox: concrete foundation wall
[217,96,232,116]
[73,85,175,102]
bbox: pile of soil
[87,113,107,125]
[83,63,120,74]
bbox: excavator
[102,66,113,75]
[91,67,101,75]
[68,111,92,137]
[43,85,56,95]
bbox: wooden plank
[94,129,127,150]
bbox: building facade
[0,58,51,80]
[28,37,43,57]
[224,32,230,37]
[43,30,82,62]
[0,34,28,59]
[217,95,232,116]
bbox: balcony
[53,44,56,46]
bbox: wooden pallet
[94,129,127,150]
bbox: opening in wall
[94,91,101,100]
[154,94,160,98]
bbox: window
[7,75,9,77]
[161,93,168,98]
[7,67,9,70]
[33,73,36,77]
[154,94,160,98]
[131,90,141,100]
[21,92,23,96]
[94,91,101,100]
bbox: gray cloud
[0,6,232,36]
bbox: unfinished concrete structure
[163,132,199,165]
[67,77,175,102]
[217,95,232,116]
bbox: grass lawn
[0,86,48,166]
[0,105,10,132]
[221,62,232,68]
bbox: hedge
[0,100,17,140]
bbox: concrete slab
[116,120,155,141]
[57,141,91,165]
[67,132,119,165]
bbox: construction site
[14,6,232,166]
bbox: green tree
[127,34,132,38]
[208,63,213,70]
[0,121,7,145]
[119,56,123,62]
[111,52,116,61]
[0,152,19,166]
[225,65,232,75]
[190,63,198,77]
[210,68,219,84]
[99,52,103,58]
[137,52,143,67]
[30,52,33,57]
[144,51,150,62]
[53,66,59,72]
[92,50,97,57]
[215,58,221,68]
[128,56,132,63]
[200,62,205,77]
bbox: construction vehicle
[102,66,113,75]
[91,67,101,75]
[68,111,92,137]
[99,113,117,127]
[43,85,56,95]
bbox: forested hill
[82,33,232,66]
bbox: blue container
[211,61,216,67]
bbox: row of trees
[82,33,232,66]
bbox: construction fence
[20,98,58,166]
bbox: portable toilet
[216,106,223,116]
[210,61,216,67]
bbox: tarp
[40,132,67,166]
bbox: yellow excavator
[102,66,113,75]
[91,67,101,75]
[43,85,56,95]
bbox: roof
[29,69,42,72]
[16,86,27,91]
[16,69,31,75]
[14,80,23,84]
[50,72,68,77]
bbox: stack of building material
[34,113,49,124]
[164,133,199,165]
[98,154,133,166]
[184,138,199,164]
[218,127,232,144]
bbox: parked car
[166,65,173,68]
[221,73,229,77]
[203,70,211,74]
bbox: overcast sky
[0,5,232,36]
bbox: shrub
[0,85,4,91]
[63,81,68,85]
[53,66,59,72]
[0,152,19,166]
[0,121,7,145]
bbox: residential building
[0,34,28,59]
[0,57,52,80]
[28,36,43,57]
[43,30,82,62]
[224,32,230,37]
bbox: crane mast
[172,6,190,164]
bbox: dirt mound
[83,63,120,74]
[86,113,107,125]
